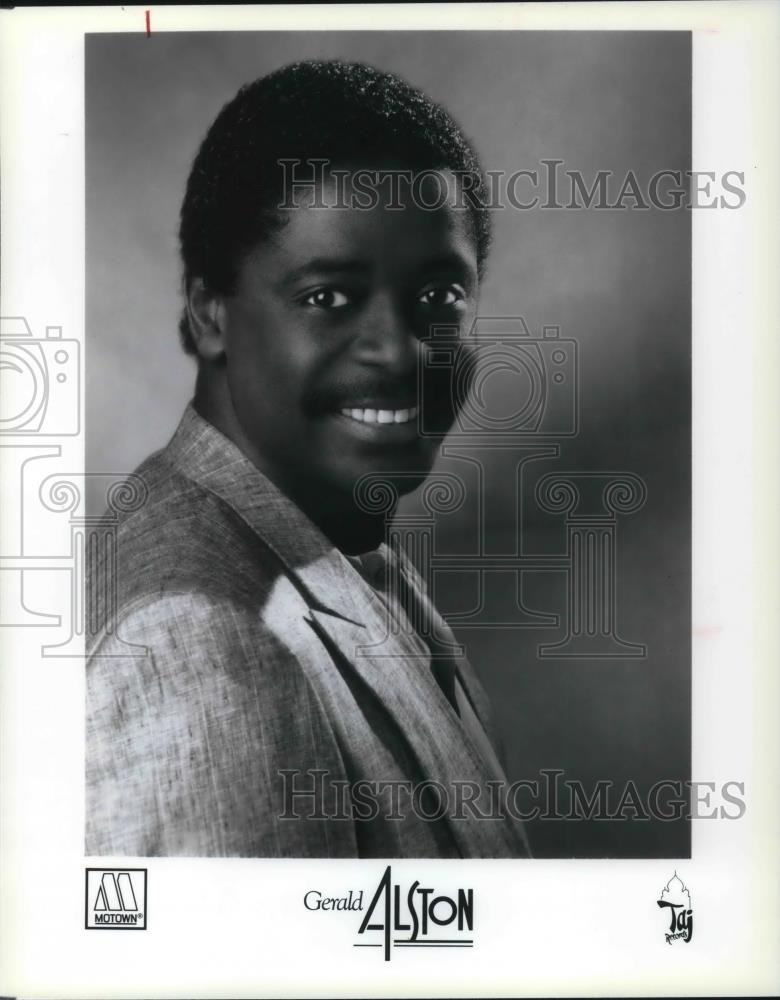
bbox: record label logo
[85,868,147,930]
[656,871,693,944]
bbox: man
[86,60,529,858]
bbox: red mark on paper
[692,624,723,639]
[145,10,151,37]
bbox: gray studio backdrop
[86,31,691,857]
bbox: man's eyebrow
[280,258,371,285]
[417,252,475,276]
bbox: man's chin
[319,447,437,511]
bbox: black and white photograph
[0,4,777,997]
[84,29,692,861]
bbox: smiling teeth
[340,407,418,425]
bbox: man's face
[219,170,479,504]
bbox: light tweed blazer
[86,404,529,858]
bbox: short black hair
[177,59,492,354]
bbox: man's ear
[185,278,227,362]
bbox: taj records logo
[656,871,693,944]
[85,868,147,930]
[355,865,473,961]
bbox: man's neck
[193,373,390,556]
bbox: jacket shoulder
[86,592,353,857]
[89,450,281,625]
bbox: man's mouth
[338,406,419,426]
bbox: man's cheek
[450,343,478,423]
[421,351,472,431]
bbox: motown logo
[85,868,147,930]
[356,865,473,961]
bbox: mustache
[302,358,475,421]
[303,374,418,416]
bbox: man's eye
[302,288,350,309]
[418,286,465,308]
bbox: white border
[1,4,778,997]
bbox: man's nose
[352,295,418,375]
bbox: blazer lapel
[307,585,528,858]
[164,403,367,628]
[393,549,498,745]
